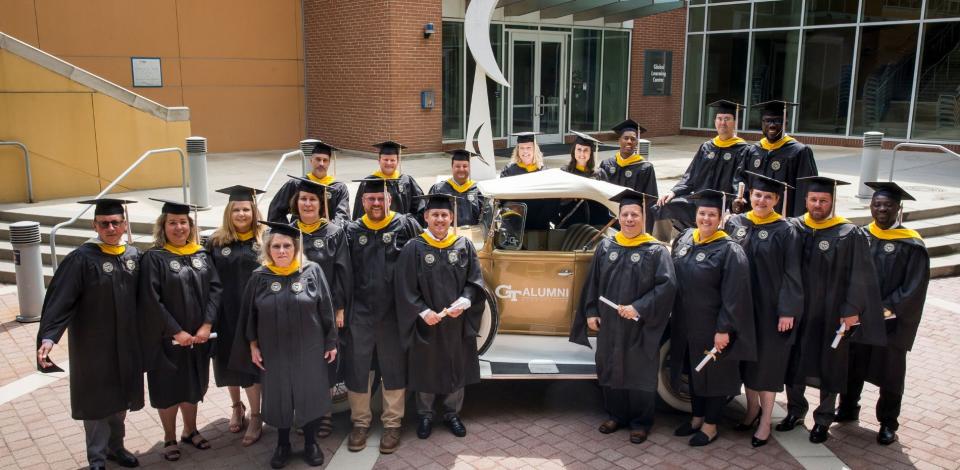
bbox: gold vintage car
[467,169,689,411]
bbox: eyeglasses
[762,118,784,125]
[96,220,124,228]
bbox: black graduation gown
[725,215,804,391]
[139,247,222,408]
[670,230,756,397]
[395,236,489,394]
[738,140,817,217]
[268,178,351,226]
[240,262,338,428]
[598,157,659,232]
[36,243,144,420]
[204,237,261,387]
[570,238,677,392]
[557,166,611,227]
[658,140,748,229]
[343,214,423,392]
[850,228,929,393]
[428,180,485,226]
[786,217,886,393]
[351,174,425,220]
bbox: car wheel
[476,293,499,355]
[657,339,692,413]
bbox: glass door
[509,31,567,144]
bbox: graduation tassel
[782,186,790,221]
[332,149,338,180]
[323,186,330,222]
[721,192,729,227]
[124,203,133,244]
[830,182,838,219]
[453,196,459,236]
[641,194,648,236]
[298,230,304,274]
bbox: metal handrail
[256,150,308,205]
[50,147,188,271]
[0,141,34,202]
[888,142,960,181]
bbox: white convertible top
[477,168,627,213]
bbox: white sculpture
[465,0,510,180]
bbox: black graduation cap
[373,140,407,155]
[611,119,647,136]
[415,193,460,212]
[754,100,799,117]
[864,182,915,203]
[571,131,599,147]
[259,220,303,239]
[689,189,735,209]
[310,140,338,155]
[512,132,539,144]
[149,198,197,215]
[609,188,654,208]
[353,176,398,194]
[447,149,479,162]
[78,197,137,216]
[744,171,793,194]
[798,176,850,194]
[216,185,265,202]
[708,99,742,117]
[288,175,328,197]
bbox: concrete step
[931,253,960,279]
[0,240,154,265]
[0,221,155,248]
[0,259,53,285]
[926,234,960,257]
[0,209,161,235]
[912,214,960,238]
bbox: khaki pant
[348,371,405,428]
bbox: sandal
[229,401,247,433]
[317,414,334,438]
[242,413,263,447]
[181,430,211,450]
[162,440,181,461]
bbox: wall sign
[643,50,672,96]
[131,57,162,87]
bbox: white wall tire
[657,339,692,413]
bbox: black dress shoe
[834,406,860,423]
[673,421,700,437]
[106,448,140,468]
[270,444,291,469]
[417,416,433,439]
[775,414,803,432]
[809,424,829,443]
[877,425,898,445]
[689,430,718,447]
[751,436,768,448]
[734,408,762,432]
[445,416,467,437]
[303,442,324,467]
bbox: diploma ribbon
[695,347,720,372]
[171,332,218,347]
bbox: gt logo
[495,284,570,302]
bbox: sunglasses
[96,220,125,228]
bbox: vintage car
[466,168,689,411]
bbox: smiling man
[598,119,658,233]
[268,140,351,226]
[352,141,426,220]
[428,150,485,226]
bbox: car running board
[479,333,597,379]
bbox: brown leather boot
[347,426,369,452]
[379,427,401,454]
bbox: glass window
[747,31,800,130]
[512,40,536,133]
[600,30,630,129]
[708,3,751,31]
[862,0,921,22]
[851,24,919,138]
[702,33,749,127]
[911,22,960,141]
[442,22,464,140]
[754,0,802,29]
[797,28,856,134]
[682,35,704,127]
[805,0,859,26]
[570,29,601,131]
[689,7,705,32]
[927,0,960,19]
[467,24,505,137]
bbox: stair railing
[888,142,960,181]
[49,147,188,271]
[0,141,34,203]
[256,150,308,205]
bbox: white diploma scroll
[171,332,218,346]
[599,296,639,321]
[830,323,847,349]
[695,347,720,372]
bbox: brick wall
[629,7,686,138]
[303,0,442,154]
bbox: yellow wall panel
[182,87,303,152]
[0,0,40,46]
[180,58,301,87]
[34,0,180,57]
[0,51,92,92]
[177,0,300,59]
[136,87,185,108]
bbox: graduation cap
[754,100,798,118]
[216,185,265,203]
[78,197,137,216]
[708,99,742,119]
[447,149,479,162]
[571,131,599,148]
[149,198,197,215]
[798,176,850,218]
[610,188,655,233]
[310,140,338,155]
[416,193,460,212]
[864,181,915,203]
[745,171,794,216]
[258,220,305,273]
[611,119,647,136]
[373,140,406,155]
[689,189,735,210]
[353,176,399,194]
[512,132,539,144]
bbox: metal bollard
[858,132,884,199]
[300,139,320,176]
[637,139,651,160]
[186,136,210,208]
[10,221,44,322]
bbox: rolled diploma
[830,323,846,349]
[599,296,639,321]
[171,332,218,345]
[438,298,471,319]
[695,347,719,372]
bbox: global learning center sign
[643,50,672,96]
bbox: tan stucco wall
[0,0,305,152]
[0,49,189,202]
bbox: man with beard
[428,150,485,226]
[268,140,350,225]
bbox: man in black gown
[351,141,425,220]
[597,120,658,233]
[837,182,930,445]
[268,140,351,225]
[778,176,886,444]
[36,198,143,470]
[428,150,485,226]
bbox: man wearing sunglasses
[36,198,144,470]
[733,100,818,217]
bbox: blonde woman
[205,186,267,446]
[238,221,338,468]
[139,199,222,462]
[499,132,544,177]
